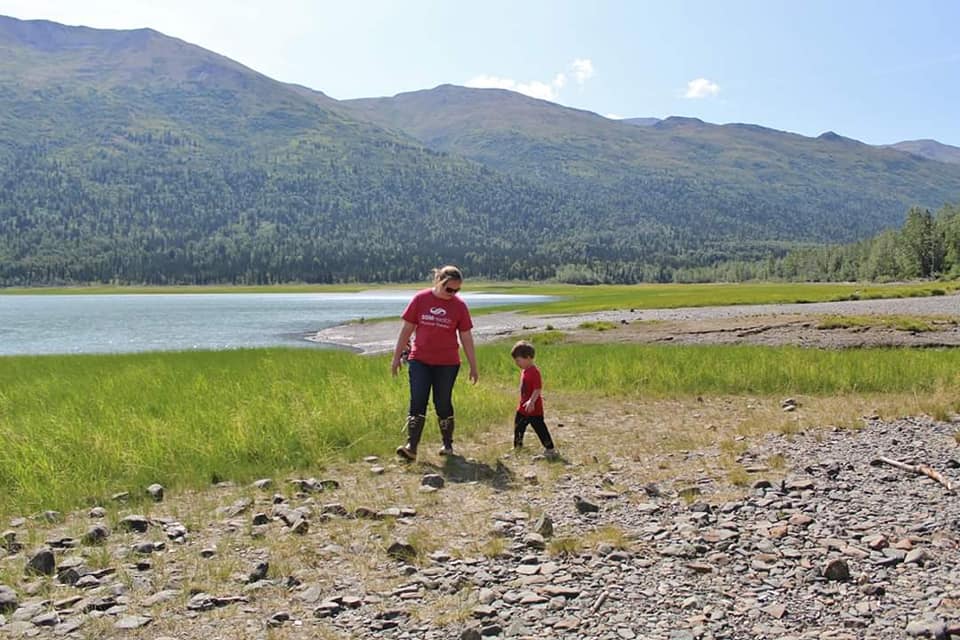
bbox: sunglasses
[444,285,461,294]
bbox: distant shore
[308,293,960,354]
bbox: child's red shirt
[518,364,544,416]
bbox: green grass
[0,348,514,517]
[578,321,618,331]
[482,343,960,397]
[474,281,960,314]
[816,314,957,332]
[2,343,959,518]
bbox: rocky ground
[1,412,958,639]
[308,294,960,354]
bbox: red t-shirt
[517,365,544,416]
[402,289,473,366]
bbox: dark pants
[408,360,460,418]
[514,412,555,449]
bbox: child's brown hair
[510,340,535,359]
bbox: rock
[0,586,17,614]
[387,540,417,561]
[291,518,310,535]
[477,588,496,605]
[118,515,150,533]
[142,590,179,607]
[906,617,949,638]
[132,542,158,555]
[370,466,385,475]
[314,601,342,618]
[523,533,546,550]
[762,603,787,619]
[25,548,56,576]
[534,514,554,538]
[115,615,152,630]
[112,492,130,502]
[354,507,380,520]
[248,562,269,583]
[421,474,445,489]
[251,513,270,526]
[146,484,164,502]
[31,611,59,627]
[88,507,106,518]
[823,558,851,581]
[574,495,599,514]
[252,478,273,490]
[905,547,931,565]
[81,525,110,546]
[472,605,497,619]
[461,629,482,640]
[321,503,348,517]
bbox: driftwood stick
[874,456,955,492]
[590,590,609,615]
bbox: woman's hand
[469,366,479,384]
[391,357,402,377]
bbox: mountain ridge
[2,14,960,286]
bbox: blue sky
[2,0,959,145]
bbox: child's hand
[523,400,535,413]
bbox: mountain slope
[0,16,643,285]
[344,85,960,242]
[887,139,960,165]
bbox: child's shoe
[543,448,559,459]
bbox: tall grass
[3,344,959,517]
[0,349,512,516]
[482,343,960,396]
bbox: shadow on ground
[418,455,516,491]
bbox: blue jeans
[408,360,460,418]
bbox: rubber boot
[438,416,455,456]
[396,414,425,461]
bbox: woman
[391,265,479,460]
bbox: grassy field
[475,281,960,314]
[2,344,959,518]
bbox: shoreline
[307,294,960,354]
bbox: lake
[0,292,552,356]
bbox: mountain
[0,16,607,285]
[343,85,960,247]
[621,117,661,127]
[2,16,960,286]
[887,139,960,165]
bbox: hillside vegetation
[3,16,960,285]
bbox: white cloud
[684,77,720,99]
[464,59,594,102]
[571,58,594,85]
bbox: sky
[2,0,959,146]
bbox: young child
[511,340,557,457]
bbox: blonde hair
[432,265,463,285]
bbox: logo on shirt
[430,307,447,316]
